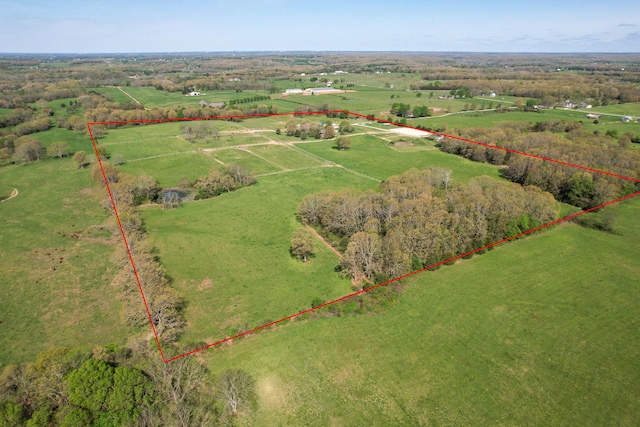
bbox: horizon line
[2,50,640,56]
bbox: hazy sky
[1,0,639,53]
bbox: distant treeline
[438,123,640,208]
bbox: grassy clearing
[409,107,640,139]
[103,136,194,161]
[247,144,326,171]
[0,160,132,367]
[115,87,273,109]
[581,103,640,116]
[295,134,503,182]
[90,87,135,105]
[142,168,375,346]
[26,127,89,154]
[203,197,640,426]
[119,152,221,187]
[209,148,281,175]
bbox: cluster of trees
[438,125,640,208]
[411,72,640,107]
[0,135,72,164]
[181,121,219,142]
[86,161,189,343]
[0,344,256,425]
[281,118,354,141]
[0,108,36,129]
[13,117,51,137]
[194,164,256,200]
[299,168,558,282]
[2,136,43,163]
[390,103,431,118]
[0,80,85,107]
[227,95,270,106]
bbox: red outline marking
[87,111,640,363]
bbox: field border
[86,110,640,363]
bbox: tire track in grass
[287,142,381,183]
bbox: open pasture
[0,160,132,366]
[111,87,274,109]
[295,133,503,182]
[142,167,374,345]
[204,198,640,426]
[105,115,505,349]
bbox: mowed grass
[19,127,89,155]
[119,152,221,187]
[115,87,274,109]
[246,144,327,171]
[90,87,135,105]
[581,103,640,116]
[296,134,503,182]
[410,106,640,139]
[203,197,640,426]
[0,159,132,367]
[141,168,376,346]
[210,148,281,175]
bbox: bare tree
[216,369,255,416]
[46,141,70,158]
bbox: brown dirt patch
[394,141,414,147]
[305,225,342,258]
[198,278,213,291]
[257,375,292,415]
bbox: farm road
[116,86,147,109]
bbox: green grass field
[118,116,503,352]
[580,103,640,116]
[203,197,640,426]
[295,133,503,182]
[2,77,640,426]
[0,159,132,367]
[410,108,640,138]
[109,87,275,109]
[142,168,375,345]
[90,87,135,105]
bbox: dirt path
[0,188,18,203]
[305,224,342,258]
[116,86,147,109]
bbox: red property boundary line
[86,110,640,363]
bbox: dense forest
[0,344,255,425]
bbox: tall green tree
[73,151,88,169]
[46,141,70,158]
[336,136,352,151]
[291,227,315,262]
[323,124,336,139]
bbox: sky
[1,0,639,53]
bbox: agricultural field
[206,197,640,426]
[94,115,507,348]
[411,107,640,137]
[0,159,132,366]
[1,52,640,424]
[89,112,639,424]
